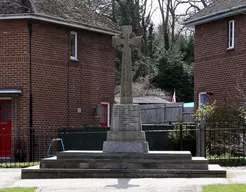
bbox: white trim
[101,102,110,127]
[0,14,119,36]
[70,31,78,61]
[227,47,234,51]
[228,20,235,49]
[0,90,22,94]
[0,97,12,100]
[198,92,207,108]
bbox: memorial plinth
[21,151,227,179]
[103,104,149,153]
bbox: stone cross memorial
[21,26,226,180]
[112,26,141,104]
[103,26,149,153]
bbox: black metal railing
[2,124,230,168]
[57,124,197,155]
[205,123,246,166]
[0,130,56,168]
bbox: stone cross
[113,26,142,104]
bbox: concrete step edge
[22,168,225,173]
[41,159,208,164]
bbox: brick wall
[194,14,246,109]
[31,21,115,157]
[0,19,116,159]
[0,20,30,158]
[31,21,115,129]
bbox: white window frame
[228,20,235,49]
[101,102,110,127]
[198,92,207,108]
[0,98,12,100]
[70,31,78,61]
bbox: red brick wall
[0,20,30,156]
[194,14,246,109]
[31,21,115,130]
[0,19,116,159]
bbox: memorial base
[103,104,149,153]
[103,141,149,153]
[21,151,227,179]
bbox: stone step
[57,151,192,160]
[40,157,208,170]
[21,165,226,179]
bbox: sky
[149,1,192,26]
[151,0,162,25]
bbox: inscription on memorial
[112,105,142,131]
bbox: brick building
[184,0,246,109]
[0,0,119,161]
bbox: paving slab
[226,168,246,184]
[34,186,202,192]
[3,166,246,192]
[9,178,228,192]
[0,169,21,188]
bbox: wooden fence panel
[164,103,183,123]
[140,103,194,124]
[183,107,194,123]
[140,104,165,124]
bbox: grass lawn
[0,162,39,168]
[0,188,36,192]
[202,184,246,192]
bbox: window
[0,100,11,120]
[228,20,235,49]
[199,92,207,108]
[99,102,110,127]
[70,31,78,60]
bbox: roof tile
[0,0,33,14]
[185,0,246,24]
[0,0,119,33]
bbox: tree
[157,0,170,50]
[156,0,191,50]
[180,35,194,65]
[87,0,112,14]
[185,0,214,11]
[177,0,215,18]
[87,0,199,102]
[152,45,194,102]
[112,0,157,83]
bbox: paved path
[0,169,21,189]
[1,168,246,192]
[11,178,207,192]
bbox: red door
[0,100,12,157]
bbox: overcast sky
[149,1,192,26]
[150,0,161,25]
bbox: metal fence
[140,103,194,124]
[2,122,246,167]
[0,124,197,168]
[204,123,246,166]
[0,130,55,168]
[56,124,197,155]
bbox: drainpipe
[67,33,70,127]
[28,21,34,162]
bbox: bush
[203,102,246,159]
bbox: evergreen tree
[152,46,194,102]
